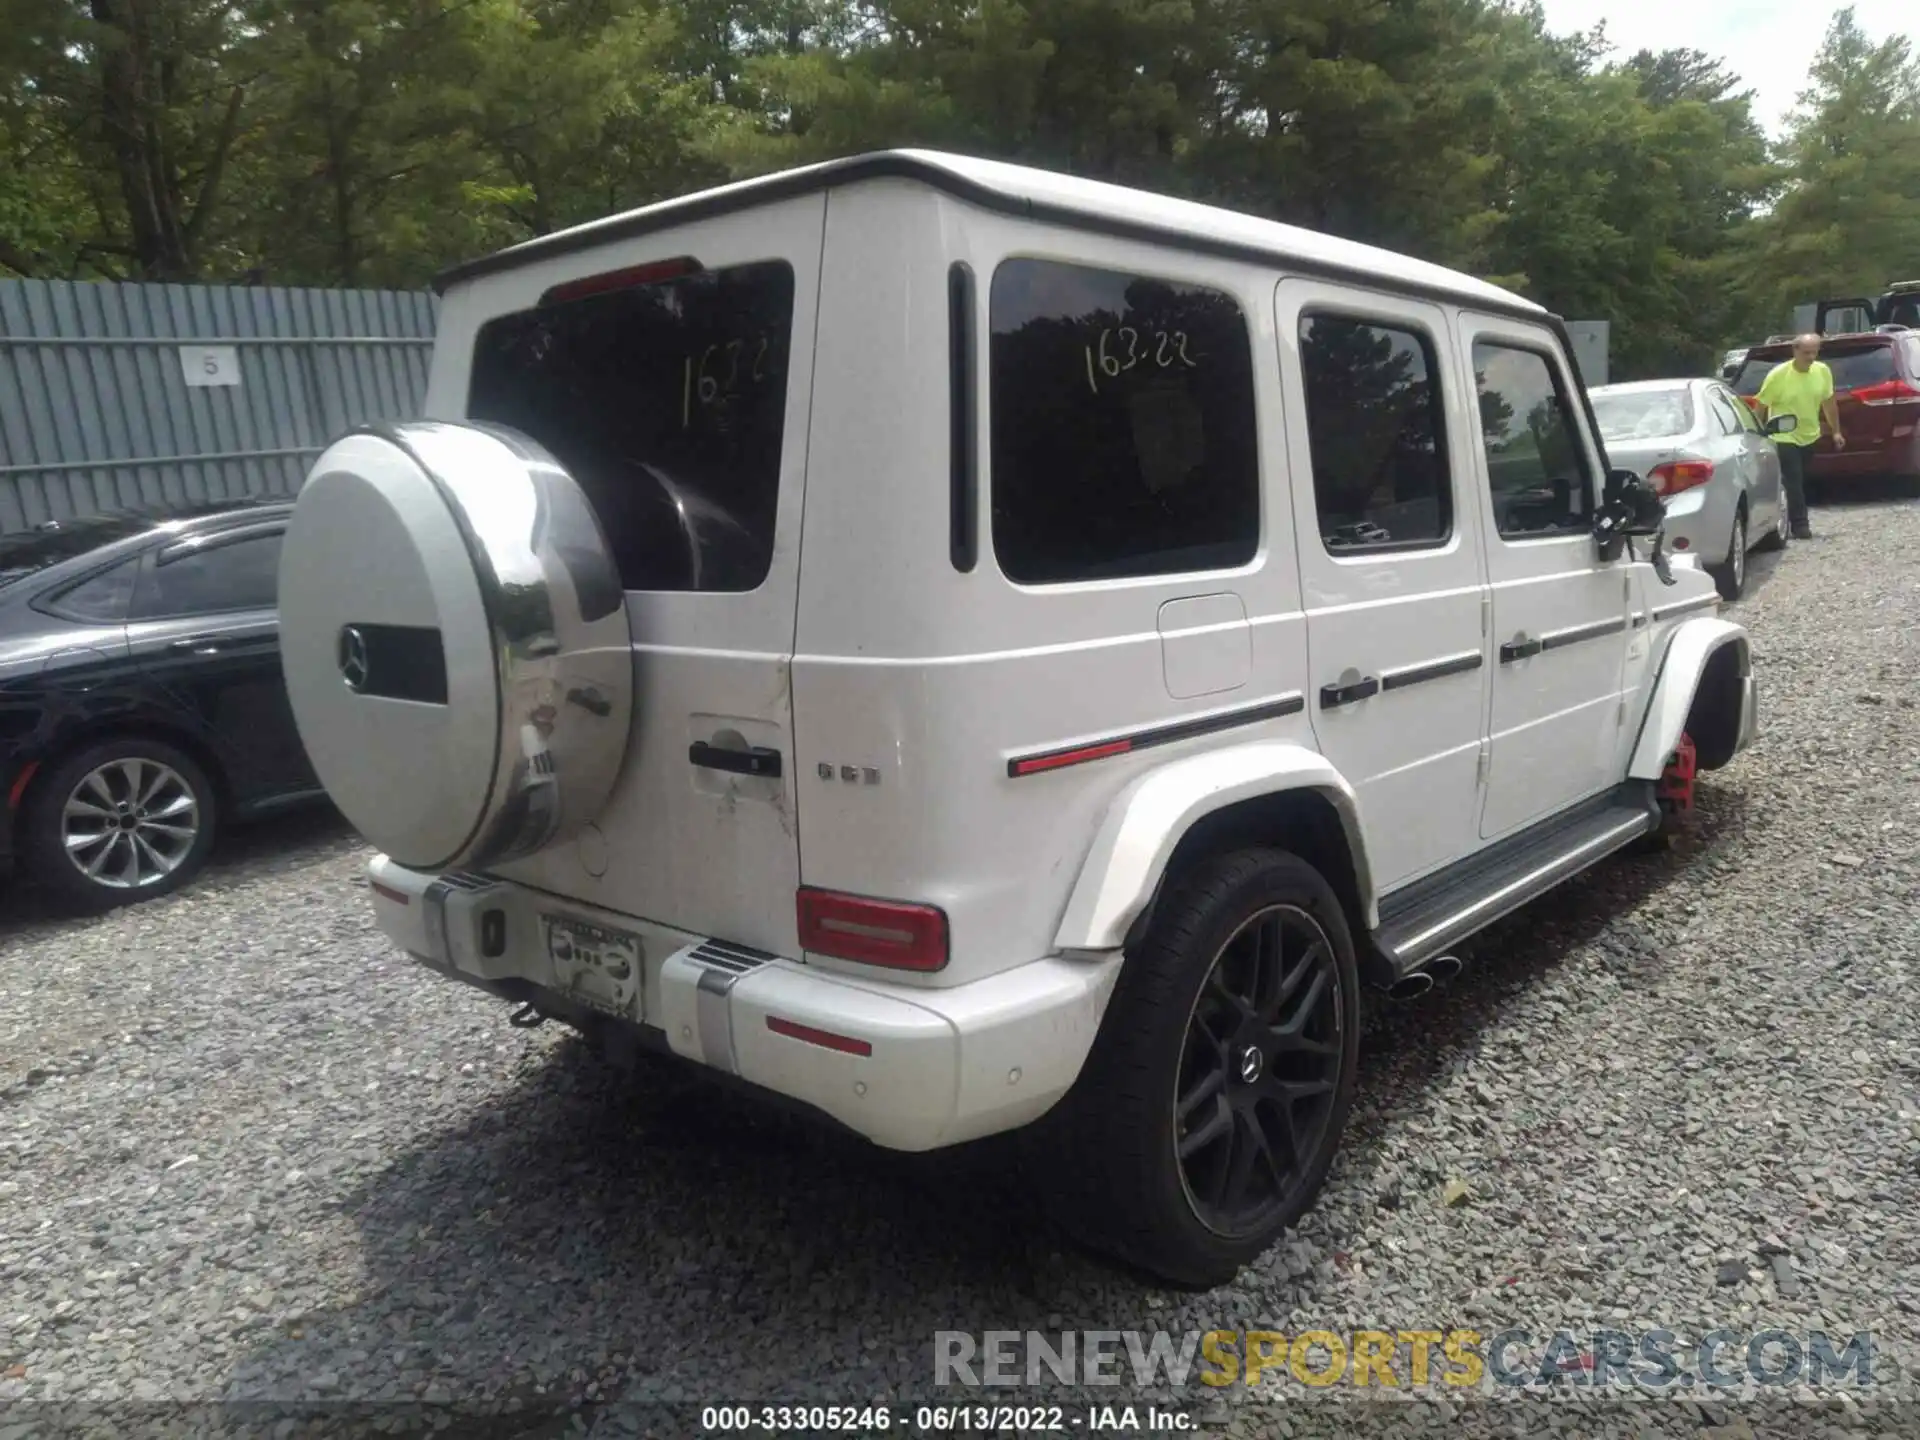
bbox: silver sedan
[1590,377,1790,600]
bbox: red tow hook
[1657,732,1698,814]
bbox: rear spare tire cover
[279,421,632,872]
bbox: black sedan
[0,500,323,910]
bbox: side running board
[1373,784,1661,978]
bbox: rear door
[1702,384,1763,508]
[1456,315,1630,840]
[125,524,316,803]
[1716,381,1786,529]
[1275,280,1490,890]
[457,197,826,956]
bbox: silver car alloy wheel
[61,758,201,889]
[1730,511,1747,592]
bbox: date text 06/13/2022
[698,1403,1195,1432]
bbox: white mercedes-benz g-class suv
[277,151,1755,1287]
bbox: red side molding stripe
[1005,694,1306,779]
[1010,739,1133,777]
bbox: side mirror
[1593,468,1664,560]
[1765,413,1797,435]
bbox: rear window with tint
[469,261,794,593]
[1829,347,1899,391]
[1591,388,1694,441]
[1733,346,1897,396]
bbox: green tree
[1740,6,1920,320]
[2,0,254,279]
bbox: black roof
[0,498,289,591]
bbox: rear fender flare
[1628,618,1755,777]
[1051,741,1374,954]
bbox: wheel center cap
[1237,1045,1264,1085]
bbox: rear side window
[1298,314,1450,551]
[131,533,283,619]
[469,261,795,593]
[1706,390,1748,435]
[42,558,139,624]
[1470,343,1593,539]
[989,258,1259,584]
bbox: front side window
[989,258,1259,584]
[1471,343,1594,539]
[1298,314,1450,552]
[131,533,283,620]
[470,261,795,593]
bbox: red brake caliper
[1657,732,1698,815]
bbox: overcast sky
[1535,0,1915,135]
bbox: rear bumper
[367,856,1121,1152]
[1807,433,1920,480]
[1659,484,1736,563]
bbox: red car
[1732,329,1920,485]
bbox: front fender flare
[1627,617,1754,778]
[1052,741,1374,954]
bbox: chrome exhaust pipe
[1425,954,1463,985]
[1386,971,1433,1002]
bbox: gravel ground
[3,490,1918,1439]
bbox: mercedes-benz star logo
[1238,1046,1263,1085]
[338,624,371,692]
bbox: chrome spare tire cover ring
[62,758,200,890]
[278,421,634,872]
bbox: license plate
[543,916,642,1021]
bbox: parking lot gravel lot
[3,492,1918,1439]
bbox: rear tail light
[1648,459,1714,496]
[1851,379,1920,406]
[539,256,701,307]
[796,887,949,971]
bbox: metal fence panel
[0,279,437,532]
